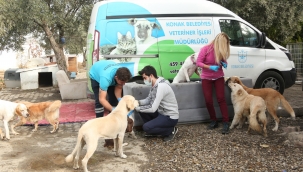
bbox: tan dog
[227,76,295,131]
[65,95,139,172]
[0,100,29,140]
[228,83,268,137]
[12,100,62,133]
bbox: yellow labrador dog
[65,95,139,172]
[228,83,268,137]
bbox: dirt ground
[0,83,302,172]
[0,123,149,172]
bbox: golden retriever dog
[12,100,62,133]
[0,100,29,140]
[228,83,268,137]
[65,95,139,172]
[227,76,295,131]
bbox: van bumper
[281,68,297,88]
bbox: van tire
[254,71,285,94]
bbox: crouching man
[135,65,179,142]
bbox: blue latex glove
[127,110,134,117]
[209,65,219,72]
[220,61,227,68]
[117,98,122,102]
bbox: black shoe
[163,127,178,142]
[222,122,229,134]
[207,121,218,130]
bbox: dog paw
[122,143,128,147]
[236,125,243,129]
[32,129,37,132]
[272,128,278,132]
[121,154,127,159]
[73,165,79,170]
[12,132,20,135]
[229,126,234,129]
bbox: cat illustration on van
[109,31,136,62]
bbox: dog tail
[279,95,295,119]
[65,132,83,163]
[48,100,62,112]
[249,110,263,134]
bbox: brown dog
[228,83,268,137]
[12,100,62,133]
[227,76,295,131]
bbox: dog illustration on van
[128,18,161,45]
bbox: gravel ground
[138,116,303,172]
[138,84,303,172]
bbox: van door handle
[103,54,159,59]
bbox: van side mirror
[258,32,266,48]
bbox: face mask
[144,77,152,86]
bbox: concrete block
[124,78,253,126]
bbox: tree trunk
[42,24,69,75]
[82,49,87,67]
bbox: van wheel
[254,71,285,94]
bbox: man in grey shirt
[135,66,179,142]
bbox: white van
[86,0,296,94]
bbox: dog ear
[151,22,161,30]
[14,104,22,117]
[224,77,231,84]
[235,77,241,84]
[126,98,135,110]
[237,89,243,96]
[128,18,137,25]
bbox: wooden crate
[67,56,78,73]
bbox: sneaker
[163,127,178,142]
[222,122,229,134]
[207,121,218,130]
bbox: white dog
[172,53,200,83]
[128,18,160,44]
[65,95,139,172]
[0,100,29,140]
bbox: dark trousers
[201,77,229,122]
[139,111,178,136]
[91,79,119,118]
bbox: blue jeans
[91,79,120,118]
[139,111,178,136]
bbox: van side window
[219,19,259,47]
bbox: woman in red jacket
[196,32,230,134]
